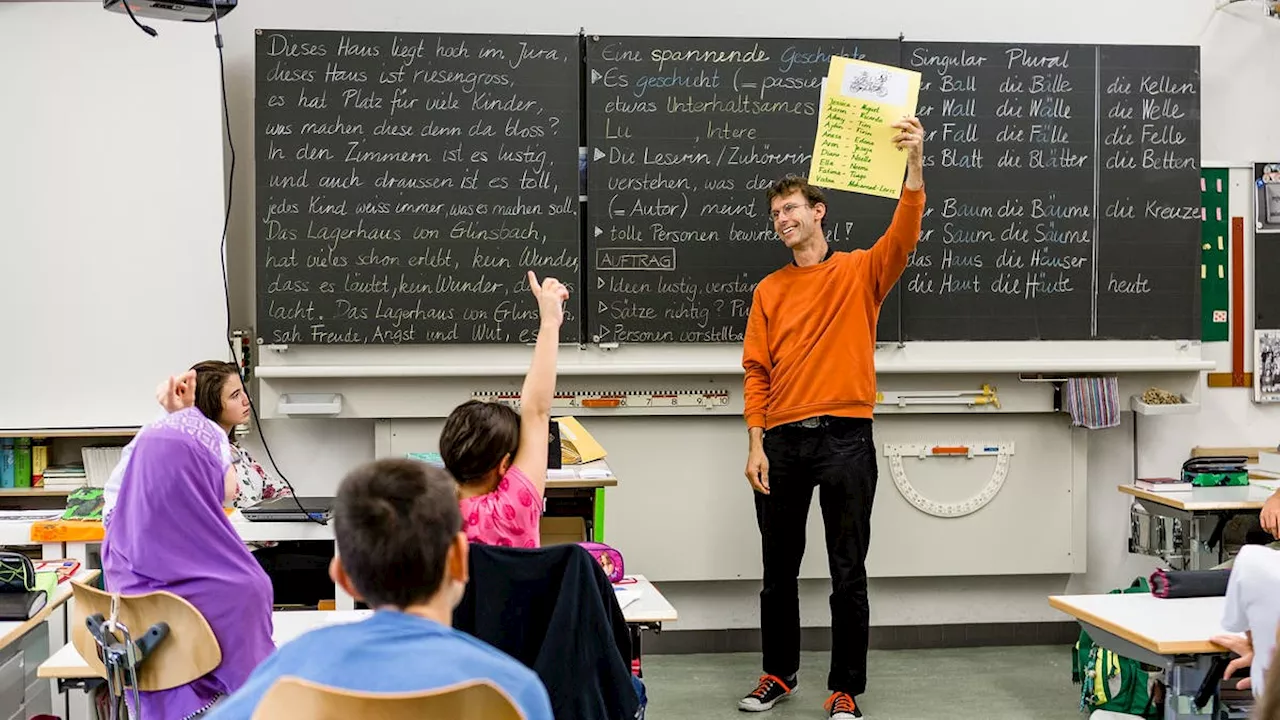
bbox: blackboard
[582,36,903,344]
[254,29,582,345]
[252,31,1204,345]
[898,42,1201,340]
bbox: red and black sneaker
[737,674,796,712]
[824,692,863,719]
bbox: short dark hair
[189,360,240,439]
[766,174,827,229]
[439,400,520,485]
[332,458,462,609]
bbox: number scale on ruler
[472,389,731,409]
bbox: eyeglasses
[769,202,811,221]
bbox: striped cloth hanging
[1064,376,1120,429]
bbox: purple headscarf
[102,407,275,718]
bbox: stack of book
[1255,450,1280,478]
[41,464,87,491]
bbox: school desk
[0,567,100,720]
[41,579,676,719]
[1050,592,1235,719]
[39,470,619,613]
[39,609,371,687]
[1121,483,1274,570]
[617,575,679,678]
[42,609,371,720]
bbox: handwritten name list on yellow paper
[808,56,921,199]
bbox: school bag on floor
[1072,577,1162,719]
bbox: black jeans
[755,416,877,696]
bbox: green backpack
[1072,577,1161,718]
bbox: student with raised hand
[440,271,569,548]
[104,361,292,522]
[203,458,554,720]
[102,406,275,718]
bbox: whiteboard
[0,4,227,430]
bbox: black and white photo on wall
[1256,329,1280,403]
[1256,162,1280,233]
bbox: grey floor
[643,646,1085,720]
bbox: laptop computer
[240,496,334,523]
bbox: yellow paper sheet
[808,57,921,199]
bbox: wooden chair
[70,580,221,718]
[250,677,525,720]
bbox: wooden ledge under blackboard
[253,340,1214,379]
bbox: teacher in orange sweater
[738,116,926,720]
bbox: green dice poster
[1201,168,1229,342]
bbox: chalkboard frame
[250,30,1204,346]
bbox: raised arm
[510,271,569,496]
[742,288,771,494]
[866,117,927,304]
[105,371,197,519]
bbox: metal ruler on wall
[472,389,731,410]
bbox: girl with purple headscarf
[102,407,275,718]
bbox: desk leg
[629,623,643,679]
[1189,517,1206,572]
[62,542,97,720]
[1163,655,1218,719]
[594,488,606,542]
[41,541,68,720]
[64,542,92,572]
[1078,623,1219,719]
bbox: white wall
[0,4,228,430]
[88,0,1280,629]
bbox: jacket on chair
[453,543,641,720]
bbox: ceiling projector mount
[103,0,236,36]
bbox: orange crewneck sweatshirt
[742,185,926,429]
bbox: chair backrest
[70,581,221,691]
[249,677,525,720]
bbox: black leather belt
[779,415,870,431]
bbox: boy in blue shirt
[206,459,553,719]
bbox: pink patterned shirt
[459,465,543,548]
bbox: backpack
[1072,577,1162,718]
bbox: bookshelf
[0,428,139,439]
[0,489,72,499]
[0,428,135,533]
